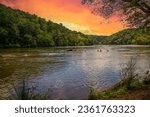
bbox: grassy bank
[89,59,150,100]
[1,58,149,100]
[89,76,150,100]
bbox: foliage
[143,71,150,85]
[82,0,150,28]
[88,35,108,44]
[88,58,144,100]
[0,4,96,48]
[10,79,51,100]
[99,28,150,45]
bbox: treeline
[0,4,97,48]
[88,35,107,44]
[99,28,150,45]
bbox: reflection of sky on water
[0,45,150,99]
[79,47,122,90]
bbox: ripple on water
[0,45,150,99]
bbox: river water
[0,45,150,99]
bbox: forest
[99,28,150,45]
[0,4,98,48]
[0,3,150,48]
[82,0,150,45]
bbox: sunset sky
[0,0,126,35]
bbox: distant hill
[0,3,98,48]
[100,28,150,45]
[0,4,149,47]
[88,35,107,44]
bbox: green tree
[82,0,150,28]
[0,3,98,48]
[0,27,9,47]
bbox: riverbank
[0,46,150,100]
[89,57,150,100]
[89,71,150,100]
[114,86,150,100]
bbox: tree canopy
[0,3,98,48]
[99,28,150,45]
[82,0,150,28]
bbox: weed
[10,79,51,100]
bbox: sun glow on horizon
[0,0,126,35]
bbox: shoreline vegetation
[89,76,150,100]
[89,58,150,100]
[0,3,150,49]
[10,79,51,100]
[1,58,148,100]
[0,3,150,100]
[0,3,99,48]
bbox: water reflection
[0,45,150,99]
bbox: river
[0,45,150,99]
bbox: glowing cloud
[0,0,126,35]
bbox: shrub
[128,78,142,90]
[143,71,150,85]
[10,79,51,100]
[88,58,144,99]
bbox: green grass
[88,77,145,100]
[88,58,150,100]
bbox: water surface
[0,45,150,99]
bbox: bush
[10,79,51,100]
[128,78,142,90]
[143,71,150,85]
[88,58,144,99]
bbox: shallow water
[0,45,150,99]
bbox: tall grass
[119,58,142,90]
[10,79,51,100]
[88,58,147,100]
[143,71,150,85]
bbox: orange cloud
[0,0,126,35]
